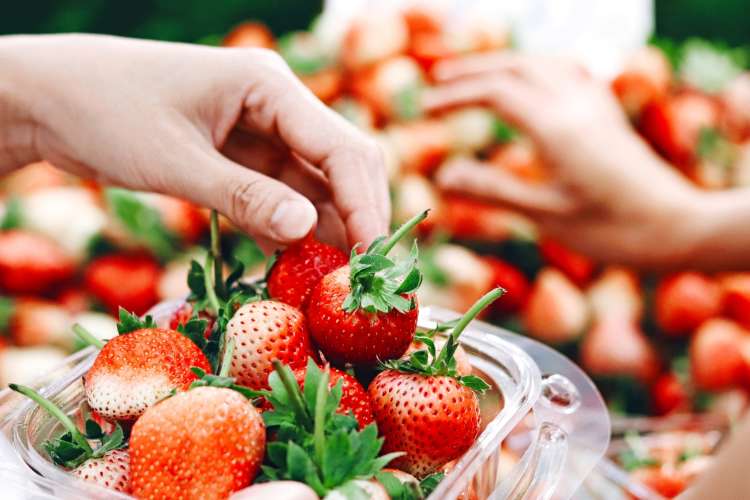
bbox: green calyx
[343,210,428,314]
[9,384,125,469]
[381,287,505,393]
[257,359,402,497]
[116,308,156,334]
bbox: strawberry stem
[72,324,104,349]
[448,287,505,343]
[378,210,429,255]
[9,384,93,456]
[313,368,329,465]
[203,253,221,314]
[219,338,235,378]
[210,210,226,299]
[272,360,311,429]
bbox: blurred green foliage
[1,1,747,47]
[1,0,322,41]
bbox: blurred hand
[0,34,389,250]
[423,53,703,268]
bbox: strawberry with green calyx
[257,360,402,498]
[370,288,504,477]
[9,384,130,493]
[306,210,428,367]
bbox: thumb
[194,150,317,245]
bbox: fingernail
[270,200,316,241]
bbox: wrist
[0,36,42,171]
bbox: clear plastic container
[2,302,610,499]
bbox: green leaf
[116,308,156,334]
[377,471,425,500]
[187,260,207,302]
[459,375,491,393]
[0,296,14,334]
[84,420,103,440]
[92,423,125,457]
[105,188,178,261]
[492,119,517,143]
[325,481,371,500]
[420,473,445,496]
[0,197,23,230]
[177,317,209,350]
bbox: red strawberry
[84,327,210,422]
[292,362,373,429]
[538,238,596,287]
[351,57,425,121]
[640,92,720,168]
[10,384,130,493]
[690,318,747,390]
[487,139,549,184]
[267,235,348,308]
[436,194,535,242]
[369,289,502,477]
[0,230,75,294]
[223,21,275,48]
[651,372,690,415]
[341,13,408,71]
[482,256,530,315]
[655,272,722,337]
[522,268,588,344]
[630,467,687,498]
[720,272,750,329]
[84,253,161,316]
[130,386,265,499]
[225,300,312,390]
[581,316,660,382]
[611,46,671,117]
[142,194,208,244]
[383,120,452,175]
[168,302,214,339]
[306,212,427,367]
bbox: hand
[0,34,389,250]
[423,52,706,268]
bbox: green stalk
[210,210,226,300]
[71,324,104,349]
[378,209,429,256]
[203,253,221,315]
[313,369,329,466]
[272,360,311,430]
[9,384,93,455]
[449,287,505,343]
[219,338,235,378]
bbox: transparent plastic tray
[2,302,610,499]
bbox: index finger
[241,52,389,247]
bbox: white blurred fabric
[322,0,654,79]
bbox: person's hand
[0,34,389,250]
[423,52,705,268]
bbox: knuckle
[226,176,273,224]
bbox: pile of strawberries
[13,210,504,499]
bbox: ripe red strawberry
[538,238,596,287]
[306,212,428,367]
[130,386,265,499]
[142,194,208,244]
[370,289,502,477]
[267,235,348,308]
[690,318,747,390]
[0,230,75,294]
[84,253,161,315]
[351,57,425,121]
[651,372,690,415]
[223,21,275,48]
[630,467,687,498]
[437,195,534,242]
[581,316,660,382]
[84,326,210,422]
[292,362,373,429]
[655,272,722,337]
[384,120,451,175]
[225,300,312,390]
[168,302,214,339]
[720,272,750,329]
[522,268,588,344]
[482,256,530,315]
[611,46,671,117]
[10,384,130,493]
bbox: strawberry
[258,361,402,497]
[403,334,472,377]
[581,316,660,382]
[0,230,75,294]
[84,315,210,422]
[168,302,214,338]
[370,289,503,477]
[586,266,643,321]
[130,386,265,499]
[655,272,722,337]
[341,13,409,71]
[306,212,427,367]
[393,174,441,235]
[223,21,275,48]
[301,68,343,103]
[292,361,373,428]
[651,372,690,415]
[487,139,549,184]
[630,467,687,498]
[522,268,589,344]
[720,272,750,329]
[436,195,535,242]
[10,384,130,493]
[140,193,208,244]
[383,120,451,175]
[720,72,750,141]
[482,256,530,315]
[351,57,425,121]
[611,46,672,118]
[0,161,70,195]
[538,238,596,287]
[10,298,72,348]
[267,235,348,308]
[0,345,67,386]
[84,253,161,316]
[690,318,747,390]
[225,300,312,390]
[640,92,720,168]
